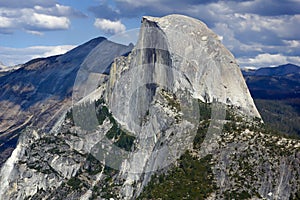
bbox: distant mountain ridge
[242,63,300,100]
[242,63,300,136]
[242,63,300,76]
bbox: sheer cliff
[0,14,299,200]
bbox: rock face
[108,14,260,134]
[0,14,298,200]
[141,15,260,117]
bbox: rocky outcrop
[0,113,114,199]
[108,14,261,137]
[140,15,260,117]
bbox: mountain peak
[243,63,300,76]
[278,63,299,67]
[142,14,219,42]
[133,14,260,118]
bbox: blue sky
[0,0,299,68]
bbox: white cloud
[25,30,44,36]
[25,12,70,31]
[249,54,287,65]
[34,4,72,16]
[229,13,300,41]
[0,45,76,66]
[94,18,126,34]
[238,53,300,68]
[288,56,300,64]
[283,40,300,48]
[0,2,84,34]
[0,16,13,28]
[0,8,70,33]
[34,4,86,17]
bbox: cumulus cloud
[94,18,126,34]
[284,40,300,48]
[250,54,287,65]
[25,12,70,31]
[0,1,85,35]
[0,45,76,66]
[238,53,300,68]
[0,16,14,33]
[0,8,70,34]
[34,4,86,17]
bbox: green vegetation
[192,101,212,149]
[90,185,101,199]
[221,104,299,139]
[86,154,103,175]
[95,166,121,199]
[198,101,211,121]
[255,99,300,137]
[67,177,82,190]
[225,106,244,122]
[223,120,240,134]
[224,190,251,199]
[138,152,216,199]
[95,98,136,152]
[193,120,209,149]
[65,109,74,124]
[293,190,300,200]
[58,97,300,199]
[96,104,110,125]
[106,113,135,152]
[95,98,110,125]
